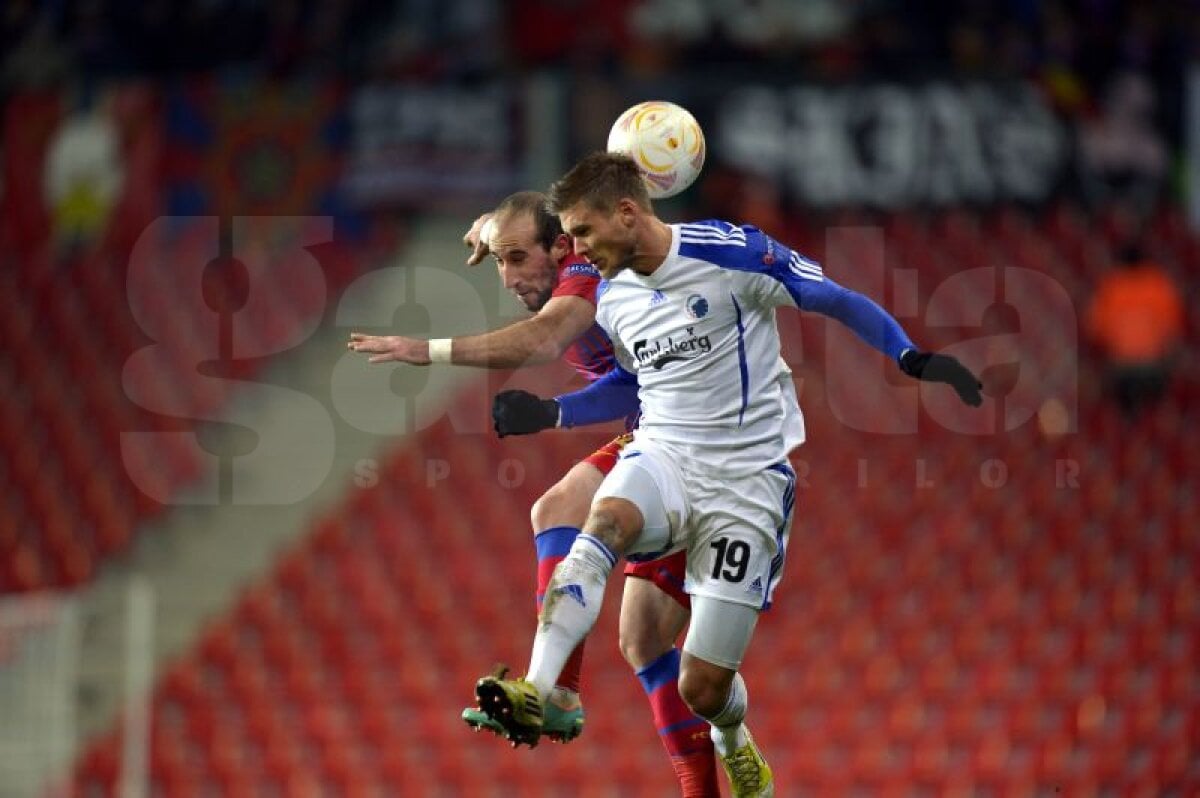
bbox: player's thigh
[681,594,759,672]
[618,572,690,668]
[679,596,759,713]
[593,442,688,559]
[530,459,606,531]
[531,433,633,531]
[685,466,793,610]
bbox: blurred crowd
[2,2,1196,92]
[4,2,1189,205]
[1,0,1192,424]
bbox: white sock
[705,672,748,756]
[526,534,616,699]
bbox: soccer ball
[607,101,705,199]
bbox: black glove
[492,390,560,437]
[899,350,984,407]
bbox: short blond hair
[545,152,651,215]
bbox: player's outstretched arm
[786,277,983,406]
[690,222,985,406]
[739,245,981,406]
[492,365,639,437]
[794,279,983,406]
[346,332,433,364]
[348,295,596,368]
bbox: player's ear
[550,233,572,260]
[617,198,639,227]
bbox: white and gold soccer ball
[607,101,705,199]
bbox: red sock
[637,648,720,798]
[534,527,585,693]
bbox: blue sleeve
[555,363,639,428]
[677,220,915,361]
[788,274,915,361]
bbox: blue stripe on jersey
[678,219,815,279]
[679,220,747,241]
[787,250,823,281]
[731,293,749,427]
[636,647,680,694]
[677,219,915,361]
[677,220,753,263]
[679,222,747,247]
[763,462,796,610]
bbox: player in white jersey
[472,153,982,797]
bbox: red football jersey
[552,255,616,381]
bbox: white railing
[0,578,154,798]
[0,592,80,798]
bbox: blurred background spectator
[1077,72,1170,215]
[1086,241,1185,417]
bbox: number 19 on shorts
[710,537,750,582]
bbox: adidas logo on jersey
[747,577,764,595]
[649,289,667,307]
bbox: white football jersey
[595,222,813,475]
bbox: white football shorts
[594,438,796,610]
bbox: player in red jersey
[347,191,720,797]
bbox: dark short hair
[494,190,562,251]
[545,152,651,216]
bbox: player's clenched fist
[492,390,559,437]
[347,332,430,365]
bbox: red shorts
[583,432,634,476]
[624,550,689,608]
[583,433,690,609]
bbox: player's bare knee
[584,498,642,552]
[530,487,579,533]
[677,668,726,717]
[529,490,558,532]
[617,625,650,668]
[530,477,592,533]
[618,620,670,670]
[678,653,737,718]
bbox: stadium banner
[342,82,527,210]
[164,77,349,220]
[703,81,1068,208]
